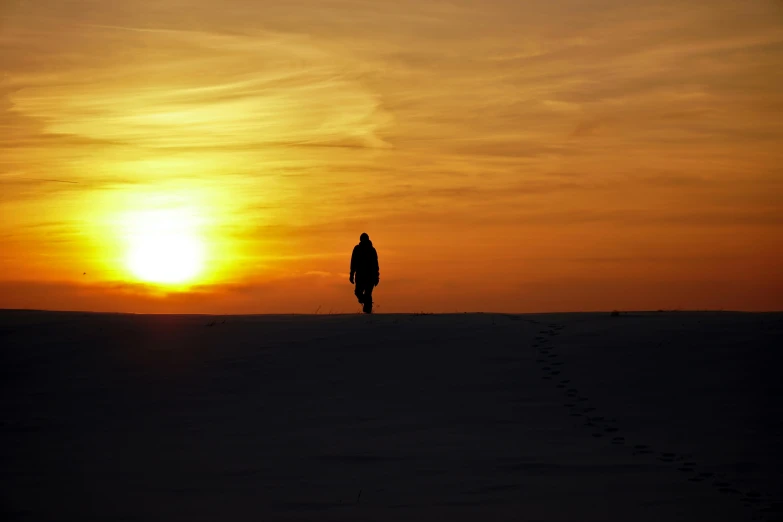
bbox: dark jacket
[350,238,379,284]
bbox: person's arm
[372,248,380,285]
[349,246,357,283]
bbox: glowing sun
[124,209,205,284]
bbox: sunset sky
[1,0,781,313]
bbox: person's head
[360,232,370,243]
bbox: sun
[124,209,205,285]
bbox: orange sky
[1,0,782,313]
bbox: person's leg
[355,275,366,304]
[363,284,373,313]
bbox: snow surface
[1,311,781,521]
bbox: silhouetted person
[350,233,379,313]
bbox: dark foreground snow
[1,311,781,521]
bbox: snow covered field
[1,311,781,521]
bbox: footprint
[759,503,783,515]
[632,445,653,455]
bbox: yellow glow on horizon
[124,209,206,285]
